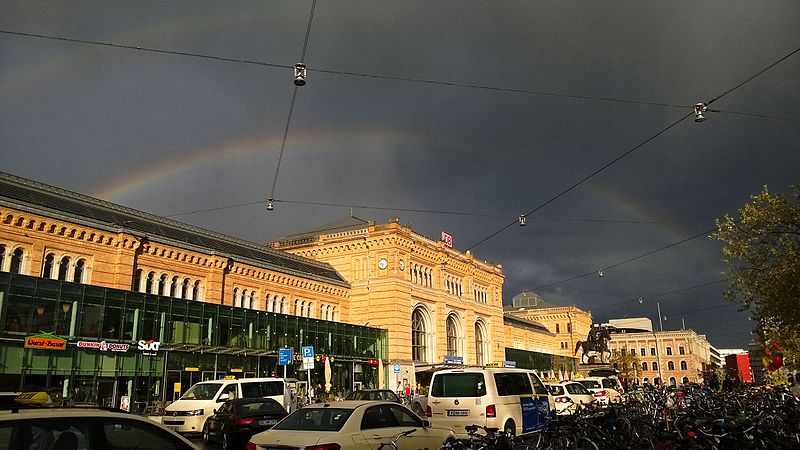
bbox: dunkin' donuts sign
[77,340,130,352]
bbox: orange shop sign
[24,332,67,351]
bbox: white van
[427,368,553,438]
[162,377,297,434]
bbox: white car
[0,406,198,449]
[247,400,455,450]
[547,382,595,415]
[576,377,623,405]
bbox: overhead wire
[466,45,800,252]
[266,0,317,204]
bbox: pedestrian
[396,381,403,398]
[69,385,85,404]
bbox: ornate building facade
[503,290,593,358]
[272,218,508,377]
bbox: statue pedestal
[576,363,614,378]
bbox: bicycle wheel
[573,437,599,450]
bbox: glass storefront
[0,272,387,411]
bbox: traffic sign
[393,363,401,374]
[302,346,314,358]
[279,347,293,366]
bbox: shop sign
[230,368,243,373]
[77,340,130,352]
[184,367,199,372]
[441,231,453,248]
[137,339,160,356]
[24,332,67,351]
[443,355,464,365]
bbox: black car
[202,398,288,450]
[344,389,401,403]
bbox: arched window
[652,362,658,371]
[73,259,85,283]
[42,253,55,279]
[555,323,560,333]
[412,307,428,362]
[145,271,155,293]
[296,300,302,316]
[642,362,648,371]
[669,377,676,386]
[182,278,190,299]
[475,321,487,366]
[682,376,689,384]
[307,302,313,318]
[193,281,201,301]
[680,361,687,371]
[132,269,142,291]
[171,276,179,297]
[10,248,24,274]
[643,377,649,384]
[57,256,70,281]
[158,274,167,296]
[446,314,459,356]
[667,361,675,371]
[0,244,5,270]
[233,288,240,307]
[320,304,325,319]
[280,297,285,314]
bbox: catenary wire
[267,0,317,203]
[2,29,797,120]
[465,46,800,252]
[531,226,719,291]
[590,279,724,313]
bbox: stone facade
[503,291,593,358]
[608,329,713,385]
[273,217,510,367]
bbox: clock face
[399,259,405,270]
[378,258,388,270]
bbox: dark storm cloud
[1,0,798,348]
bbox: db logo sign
[137,339,160,355]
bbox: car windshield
[549,385,565,396]
[180,383,222,400]
[431,373,486,397]
[273,408,353,432]
[578,380,601,389]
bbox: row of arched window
[411,305,489,366]
[410,264,433,287]
[41,252,88,283]
[444,275,463,297]
[642,376,689,386]
[473,285,488,303]
[0,244,26,274]
[132,269,202,301]
[642,360,688,371]
[232,288,256,309]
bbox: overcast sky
[2,1,798,349]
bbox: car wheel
[503,420,515,436]
[222,433,230,450]
[202,422,210,444]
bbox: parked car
[410,394,427,417]
[427,367,553,438]
[163,377,297,435]
[344,389,401,403]
[576,377,623,404]
[203,398,288,450]
[0,405,198,449]
[547,382,595,415]
[247,400,455,450]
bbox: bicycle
[378,428,416,450]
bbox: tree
[712,185,800,371]
[610,346,642,385]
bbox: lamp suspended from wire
[518,215,526,226]
[598,270,604,278]
[694,103,708,122]
[266,199,274,211]
[293,63,307,86]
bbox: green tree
[610,346,642,384]
[712,185,800,371]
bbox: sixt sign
[137,339,160,356]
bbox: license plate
[165,425,181,432]
[258,419,278,426]
[447,410,469,416]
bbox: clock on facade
[378,258,388,270]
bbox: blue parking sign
[393,363,401,374]
[302,346,314,358]
[279,348,292,366]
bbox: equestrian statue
[574,325,612,364]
